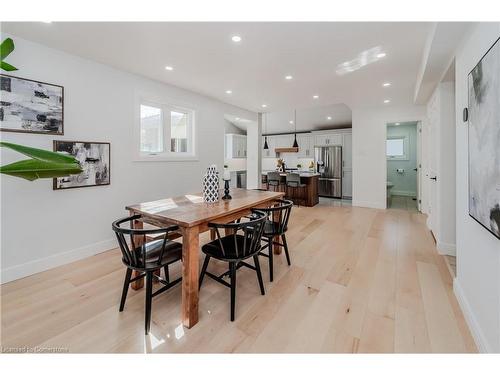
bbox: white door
[417,122,423,212]
[427,96,440,238]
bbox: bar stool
[267,171,282,192]
[286,173,307,206]
[261,174,268,190]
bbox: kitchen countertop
[262,171,320,177]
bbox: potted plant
[0,142,83,181]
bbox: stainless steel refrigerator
[314,146,342,198]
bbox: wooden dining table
[125,188,284,328]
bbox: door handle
[413,168,418,171]
[430,176,437,181]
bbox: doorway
[386,121,420,211]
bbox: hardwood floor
[388,195,418,211]
[0,200,476,353]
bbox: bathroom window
[386,136,408,160]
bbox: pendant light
[263,112,269,150]
[292,109,299,148]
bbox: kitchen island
[262,171,319,207]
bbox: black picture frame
[53,140,111,190]
[0,74,64,135]
[467,36,500,240]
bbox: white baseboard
[391,190,417,197]
[1,238,117,284]
[352,199,386,210]
[453,278,491,353]
[436,240,456,255]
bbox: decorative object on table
[309,160,315,172]
[53,141,110,190]
[0,141,82,181]
[296,163,302,170]
[277,158,285,172]
[222,165,232,200]
[0,74,64,135]
[1,38,18,72]
[202,164,219,203]
[467,36,500,239]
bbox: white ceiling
[2,22,437,114]
[413,22,472,104]
[262,103,351,134]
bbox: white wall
[0,34,256,282]
[352,105,426,209]
[453,23,500,353]
[246,113,262,190]
[224,120,245,135]
[386,123,418,196]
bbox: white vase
[203,165,219,203]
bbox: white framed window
[136,96,196,161]
[386,136,408,160]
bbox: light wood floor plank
[416,261,467,353]
[0,200,476,353]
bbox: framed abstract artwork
[53,141,110,190]
[468,36,500,239]
[0,74,64,135]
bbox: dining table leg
[272,210,283,255]
[181,225,200,328]
[130,214,145,290]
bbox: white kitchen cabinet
[314,133,342,146]
[342,132,352,169]
[296,134,313,158]
[342,170,352,198]
[225,134,247,159]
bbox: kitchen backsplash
[262,156,314,171]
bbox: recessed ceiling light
[289,120,293,124]
[313,95,319,99]
[377,53,387,58]
[261,104,267,108]
[327,116,332,120]
[165,66,173,71]
[41,21,52,24]
[235,117,240,121]
[231,35,242,43]
[383,82,391,87]
[395,122,400,125]
[225,90,232,94]
[384,99,391,104]
[285,75,293,80]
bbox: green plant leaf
[0,38,15,60]
[0,142,78,164]
[0,159,82,181]
[0,60,18,71]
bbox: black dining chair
[112,215,182,334]
[286,173,307,206]
[252,199,293,282]
[198,211,267,321]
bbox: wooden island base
[263,173,319,207]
